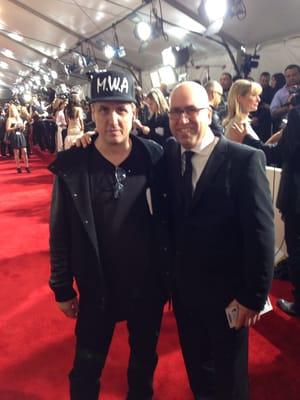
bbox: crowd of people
[0,94,94,172]
[1,63,300,400]
[46,63,300,400]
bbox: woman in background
[134,88,171,146]
[271,73,286,94]
[53,98,68,152]
[64,99,84,150]
[6,103,30,173]
[224,79,262,141]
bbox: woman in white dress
[54,98,68,152]
[223,79,261,141]
[64,100,84,150]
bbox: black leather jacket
[48,135,171,308]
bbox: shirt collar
[181,128,215,156]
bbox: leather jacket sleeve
[49,176,77,302]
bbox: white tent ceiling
[0,0,300,92]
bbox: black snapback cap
[90,70,136,104]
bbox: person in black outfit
[230,100,300,317]
[134,88,171,146]
[49,70,170,400]
[204,80,224,136]
[251,72,273,142]
[165,81,274,400]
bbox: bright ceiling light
[50,70,58,79]
[204,0,228,22]
[0,71,4,77]
[8,32,23,42]
[23,93,32,103]
[135,21,152,42]
[104,44,115,60]
[32,61,40,71]
[43,74,50,83]
[95,12,104,21]
[60,43,66,51]
[1,48,14,58]
[0,61,8,69]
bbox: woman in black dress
[134,88,171,146]
[6,104,30,173]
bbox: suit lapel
[191,137,228,207]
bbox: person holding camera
[270,64,300,129]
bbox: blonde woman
[6,104,30,173]
[64,99,84,150]
[53,98,68,152]
[134,88,171,146]
[224,79,262,141]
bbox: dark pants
[173,293,249,400]
[69,298,164,400]
[284,213,300,305]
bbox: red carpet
[0,149,300,400]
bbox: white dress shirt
[181,129,219,192]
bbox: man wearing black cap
[48,69,170,400]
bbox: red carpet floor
[0,149,300,400]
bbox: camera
[290,87,300,107]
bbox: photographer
[270,64,300,130]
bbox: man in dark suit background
[166,81,274,400]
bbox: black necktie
[182,151,194,215]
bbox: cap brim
[90,96,137,104]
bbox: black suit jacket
[166,135,274,311]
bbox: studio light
[104,44,115,60]
[23,92,32,103]
[1,48,15,59]
[198,0,228,36]
[135,21,152,42]
[0,61,8,69]
[50,70,58,80]
[8,32,23,42]
[203,0,228,22]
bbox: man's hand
[75,131,95,148]
[227,299,260,330]
[57,297,79,319]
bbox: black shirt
[88,140,157,318]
